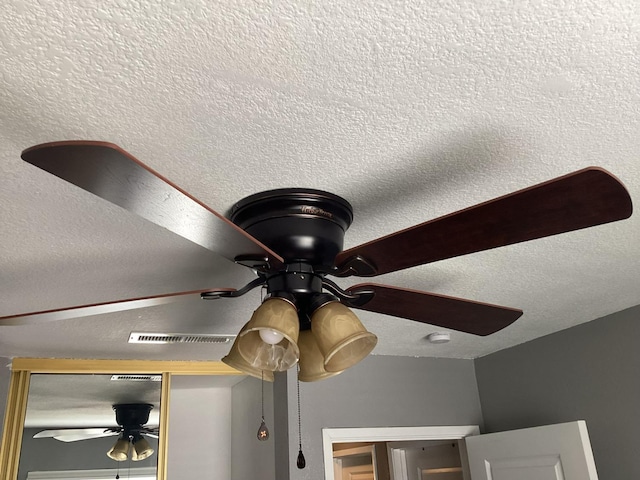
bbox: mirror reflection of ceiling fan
[34,403,158,461]
[3,141,633,380]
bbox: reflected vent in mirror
[111,374,162,382]
[129,332,235,344]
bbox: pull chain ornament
[257,419,269,441]
[257,370,270,441]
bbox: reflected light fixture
[107,435,130,461]
[107,434,154,462]
[132,434,154,461]
[107,404,156,462]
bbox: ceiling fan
[34,403,158,461]
[2,141,633,379]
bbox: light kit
[105,404,156,462]
[222,288,377,380]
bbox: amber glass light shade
[311,300,377,372]
[297,329,343,382]
[222,326,275,382]
[107,437,130,461]
[237,297,300,371]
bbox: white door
[465,421,598,480]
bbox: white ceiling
[1,0,639,363]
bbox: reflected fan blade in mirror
[334,167,632,277]
[21,141,283,266]
[34,428,119,442]
[345,283,523,336]
[0,287,236,325]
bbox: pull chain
[296,365,306,469]
[257,370,270,441]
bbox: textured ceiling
[1,0,639,366]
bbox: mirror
[0,358,242,480]
[19,373,161,480]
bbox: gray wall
[277,355,483,480]
[168,376,235,480]
[475,304,640,480]
[231,376,275,480]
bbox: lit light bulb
[259,329,284,345]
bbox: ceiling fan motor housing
[230,188,354,272]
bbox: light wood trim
[333,445,375,458]
[11,358,241,375]
[0,370,30,479]
[156,373,171,480]
[1,358,243,480]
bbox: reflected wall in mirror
[19,374,161,480]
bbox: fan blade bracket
[201,276,265,300]
[321,277,374,304]
[332,255,378,278]
[343,288,375,307]
[234,255,271,273]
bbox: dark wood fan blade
[0,288,236,325]
[345,283,523,336]
[22,141,283,267]
[334,167,632,277]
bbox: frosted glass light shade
[238,297,300,371]
[107,437,130,461]
[222,326,275,382]
[297,329,343,382]
[311,300,377,372]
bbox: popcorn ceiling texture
[1,0,640,363]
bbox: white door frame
[322,426,480,480]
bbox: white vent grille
[110,374,162,382]
[129,332,234,344]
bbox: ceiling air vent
[110,374,162,382]
[129,332,235,345]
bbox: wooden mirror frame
[0,358,241,480]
